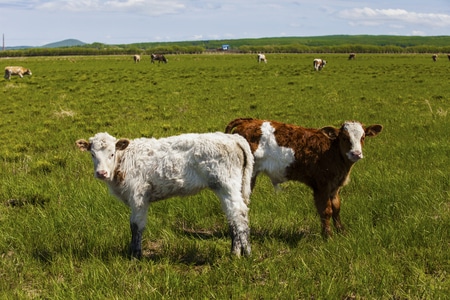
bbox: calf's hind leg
[216,189,251,257]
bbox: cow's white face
[341,122,366,162]
[88,133,119,180]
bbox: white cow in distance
[257,54,267,63]
[76,131,254,259]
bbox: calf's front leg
[314,190,333,238]
[130,223,144,259]
[331,192,344,233]
[129,203,149,259]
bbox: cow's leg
[18,73,23,78]
[313,189,333,238]
[331,192,344,233]
[129,202,149,259]
[216,188,251,257]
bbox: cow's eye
[110,153,114,158]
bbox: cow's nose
[349,150,363,161]
[96,170,108,179]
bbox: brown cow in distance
[151,54,167,64]
[4,66,32,80]
[225,118,383,237]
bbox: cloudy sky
[1,0,449,47]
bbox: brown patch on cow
[113,156,126,184]
[225,118,263,153]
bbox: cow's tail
[225,118,254,134]
[235,136,254,206]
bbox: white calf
[257,54,267,63]
[76,132,253,258]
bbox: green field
[1,53,449,299]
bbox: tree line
[1,43,449,57]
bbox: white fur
[253,122,295,187]
[342,122,365,162]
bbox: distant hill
[41,39,86,48]
[5,39,86,50]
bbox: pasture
[0,53,449,299]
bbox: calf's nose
[95,170,108,179]
[349,150,363,161]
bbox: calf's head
[321,121,383,163]
[76,132,130,181]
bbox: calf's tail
[236,137,254,205]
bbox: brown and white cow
[4,66,32,80]
[348,53,356,60]
[151,54,167,64]
[225,118,383,237]
[133,55,141,63]
[432,54,438,62]
[313,59,326,71]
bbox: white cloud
[339,7,450,28]
[33,0,186,15]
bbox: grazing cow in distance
[432,54,438,62]
[151,54,168,64]
[133,55,141,63]
[4,66,32,80]
[313,59,326,71]
[348,53,356,60]
[76,131,253,258]
[225,118,383,237]
[257,54,267,63]
[447,54,450,61]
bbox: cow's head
[76,132,130,181]
[321,122,383,163]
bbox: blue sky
[1,0,449,47]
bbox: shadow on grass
[29,226,313,266]
[251,227,310,248]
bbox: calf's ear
[76,139,90,152]
[320,126,339,140]
[116,139,130,151]
[365,125,383,137]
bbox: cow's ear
[116,139,130,151]
[365,124,383,137]
[321,126,339,140]
[76,139,91,152]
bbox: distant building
[222,44,230,51]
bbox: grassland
[0,53,449,299]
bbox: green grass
[1,53,449,299]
